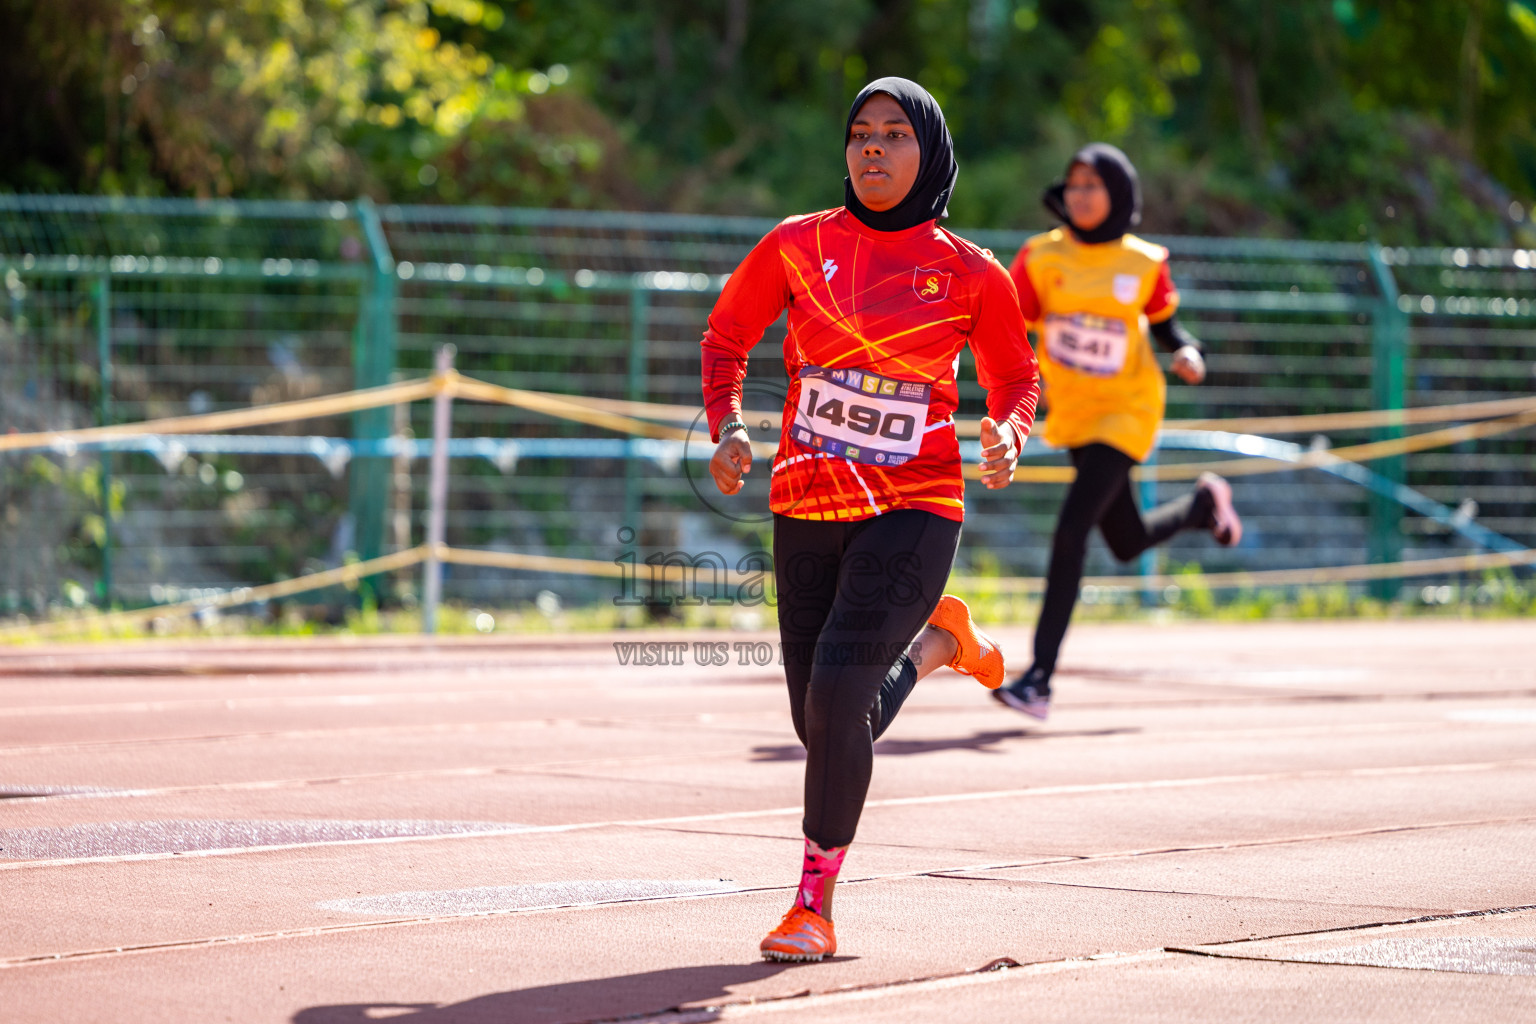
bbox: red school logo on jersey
[912,267,951,303]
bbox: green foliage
[0,0,591,201]
[18,455,122,572]
[3,0,1534,241]
[1169,561,1216,616]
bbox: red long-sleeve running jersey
[702,208,1040,522]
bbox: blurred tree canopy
[2,0,1533,243]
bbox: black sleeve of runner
[1150,316,1202,355]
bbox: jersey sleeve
[700,225,793,441]
[971,258,1041,446]
[1005,244,1043,322]
[1144,259,1179,323]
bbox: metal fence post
[350,198,397,601]
[1367,245,1408,600]
[92,274,113,608]
[421,344,455,634]
[623,286,650,544]
[1139,448,1158,606]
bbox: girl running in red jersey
[701,77,1040,962]
[992,144,1242,721]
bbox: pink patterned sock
[795,838,848,917]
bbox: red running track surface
[1,620,1534,1022]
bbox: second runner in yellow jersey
[1008,227,1177,462]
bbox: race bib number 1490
[790,366,932,467]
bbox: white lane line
[922,813,1536,884]
[1045,688,1536,710]
[1298,936,1536,976]
[1447,708,1536,724]
[4,757,1535,871]
[0,824,553,871]
[1191,669,1373,688]
[0,744,757,807]
[0,674,780,721]
[858,757,1536,813]
[0,879,790,970]
[8,678,1536,722]
[0,785,122,799]
[318,879,745,916]
[632,951,1177,1022]
[0,654,623,679]
[1168,904,1536,963]
[0,712,774,757]
[9,704,1526,757]
[0,820,530,861]
[0,690,569,719]
[11,713,1536,805]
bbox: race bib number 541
[790,366,932,467]
[1044,313,1129,377]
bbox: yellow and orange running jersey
[703,208,1039,522]
[1008,227,1178,462]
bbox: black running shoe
[1196,472,1242,547]
[993,665,1052,721]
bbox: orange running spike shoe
[760,905,837,962]
[927,595,1006,689]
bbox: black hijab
[1042,143,1142,244]
[843,77,958,233]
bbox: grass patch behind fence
[4,567,1533,645]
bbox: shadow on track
[291,959,846,1023]
[751,726,1139,761]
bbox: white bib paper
[1044,313,1129,377]
[790,366,933,467]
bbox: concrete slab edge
[616,950,1176,1023]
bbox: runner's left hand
[978,417,1019,490]
[1171,345,1205,384]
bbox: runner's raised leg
[999,443,1134,716]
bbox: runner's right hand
[710,427,753,495]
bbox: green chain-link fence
[2,195,1533,618]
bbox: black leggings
[774,509,962,849]
[1033,443,1213,673]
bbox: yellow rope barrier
[487,386,1536,438]
[434,544,1536,590]
[4,372,1531,485]
[1163,394,1536,435]
[1140,408,1536,482]
[455,382,1535,483]
[536,393,709,426]
[439,545,625,579]
[450,377,692,441]
[0,378,443,453]
[437,545,774,589]
[950,546,1536,593]
[0,547,429,640]
[965,408,1536,484]
[451,544,1536,591]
